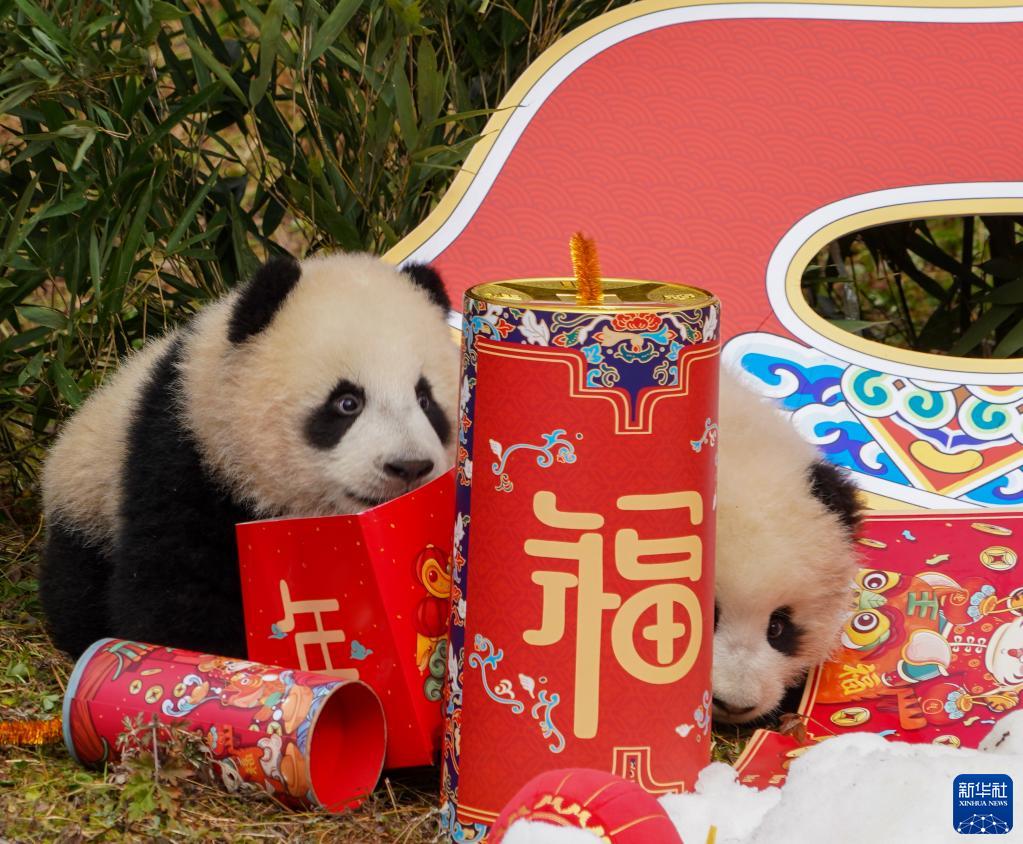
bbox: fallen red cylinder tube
[64,638,386,812]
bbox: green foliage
[0,0,626,496]
[111,716,219,827]
[803,215,1023,358]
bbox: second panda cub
[40,254,459,660]
[713,370,861,724]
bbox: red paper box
[442,279,720,837]
[237,470,455,770]
[64,638,385,812]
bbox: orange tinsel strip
[569,231,603,305]
[0,718,63,746]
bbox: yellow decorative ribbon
[0,718,63,746]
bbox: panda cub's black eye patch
[416,376,450,445]
[766,606,803,656]
[305,379,366,450]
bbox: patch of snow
[502,713,1023,843]
[742,731,1023,844]
[979,709,1023,755]
[661,762,780,843]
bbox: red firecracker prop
[64,638,385,812]
[488,768,683,843]
[441,236,721,837]
[238,470,455,769]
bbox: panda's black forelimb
[38,521,115,657]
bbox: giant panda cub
[713,370,862,724]
[40,253,459,660]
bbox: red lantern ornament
[488,768,683,843]
[417,595,449,639]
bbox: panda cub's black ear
[228,255,302,344]
[808,459,862,536]
[402,263,451,313]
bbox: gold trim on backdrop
[785,198,1023,375]
[860,490,923,511]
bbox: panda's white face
[297,335,455,511]
[300,374,452,510]
[711,372,859,724]
[712,507,856,724]
[182,253,459,518]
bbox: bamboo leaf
[1,171,39,261]
[949,306,1016,356]
[70,130,96,171]
[19,56,60,86]
[17,350,44,386]
[993,318,1023,357]
[166,175,219,252]
[186,37,246,103]
[416,38,443,124]
[984,279,1023,305]
[50,360,83,407]
[35,193,87,222]
[88,230,102,299]
[391,61,417,150]
[13,0,68,49]
[83,14,122,37]
[981,257,1023,281]
[228,197,260,280]
[29,26,65,64]
[150,1,187,21]
[107,179,156,314]
[307,0,362,64]
[0,80,41,114]
[261,195,286,236]
[15,304,67,330]
[0,326,49,357]
[250,0,286,106]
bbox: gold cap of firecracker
[468,231,717,312]
[466,277,717,312]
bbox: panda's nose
[383,459,434,482]
[712,696,755,716]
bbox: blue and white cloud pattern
[723,333,1023,508]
